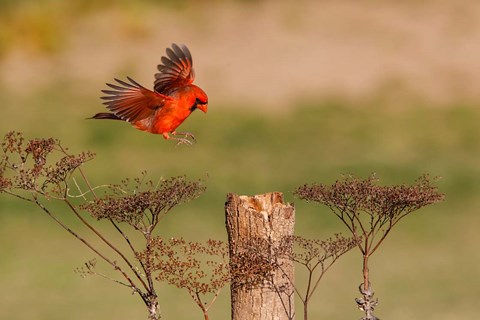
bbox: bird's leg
[173,137,194,146]
[170,131,196,145]
[172,131,196,142]
[163,132,195,146]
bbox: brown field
[1,0,480,108]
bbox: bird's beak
[197,103,208,113]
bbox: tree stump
[225,192,295,320]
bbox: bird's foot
[171,131,196,146]
[171,137,194,146]
[173,131,196,142]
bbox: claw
[173,131,196,141]
[173,137,194,146]
[170,131,196,146]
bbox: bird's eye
[190,97,207,111]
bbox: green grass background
[1,86,479,319]
[1,1,480,320]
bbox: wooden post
[225,192,295,320]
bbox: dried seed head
[229,238,281,290]
[294,174,444,223]
[82,176,206,229]
[295,174,445,258]
[278,234,360,267]
[138,237,230,295]
[0,131,95,195]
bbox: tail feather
[88,112,124,121]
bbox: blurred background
[0,0,479,319]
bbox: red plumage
[91,44,208,145]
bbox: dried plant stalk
[276,234,359,320]
[295,174,444,320]
[0,131,206,320]
[137,237,230,320]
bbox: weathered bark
[225,192,295,320]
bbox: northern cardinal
[90,44,208,145]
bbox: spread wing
[101,77,170,122]
[154,43,195,94]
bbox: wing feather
[154,43,195,94]
[100,78,170,123]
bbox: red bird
[91,43,208,145]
